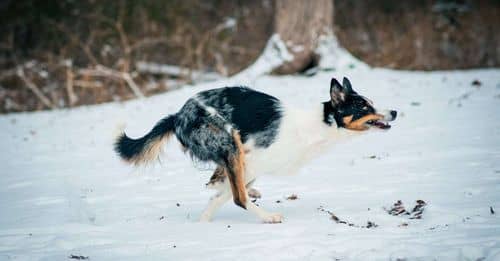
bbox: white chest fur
[244,104,359,178]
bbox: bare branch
[74,80,104,89]
[16,67,56,109]
[64,60,78,106]
[77,65,144,98]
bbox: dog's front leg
[246,201,283,223]
[200,186,283,223]
[200,189,232,222]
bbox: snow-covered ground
[1,63,500,260]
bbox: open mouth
[365,119,391,129]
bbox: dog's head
[324,77,397,131]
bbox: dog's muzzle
[366,110,397,129]
[386,110,397,121]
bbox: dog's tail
[114,114,176,165]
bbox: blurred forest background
[0,0,499,113]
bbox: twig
[135,61,221,83]
[135,62,190,77]
[74,80,104,89]
[121,72,144,98]
[115,6,131,74]
[78,65,144,98]
[214,53,228,76]
[129,37,171,54]
[65,60,78,106]
[16,67,55,109]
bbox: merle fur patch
[197,87,282,148]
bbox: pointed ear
[342,77,353,93]
[330,78,345,105]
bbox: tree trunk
[273,0,334,74]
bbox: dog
[114,77,397,223]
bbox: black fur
[324,77,377,128]
[322,101,339,126]
[114,115,176,160]
[196,87,282,147]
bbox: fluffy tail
[114,114,176,165]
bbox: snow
[233,34,293,84]
[315,33,369,71]
[1,54,500,260]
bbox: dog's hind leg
[201,166,260,222]
[207,164,261,199]
[190,125,281,222]
[200,188,232,222]
[201,178,281,223]
[227,132,282,223]
[223,130,248,209]
[201,180,282,223]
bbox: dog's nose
[390,110,397,120]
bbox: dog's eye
[366,120,375,124]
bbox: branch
[135,61,221,83]
[64,60,78,106]
[78,65,144,98]
[16,67,56,109]
[74,80,104,89]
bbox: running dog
[114,77,397,223]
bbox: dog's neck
[322,101,344,128]
[289,103,361,148]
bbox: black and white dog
[115,77,397,223]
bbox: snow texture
[1,45,500,260]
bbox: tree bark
[273,0,334,74]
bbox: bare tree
[272,0,333,74]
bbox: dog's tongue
[374,121,391,129]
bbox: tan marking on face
[343,115,354,125]
[344,114,384,131]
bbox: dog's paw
[262,213,283,224]
[199,213,213,223]
[248,188,262,199]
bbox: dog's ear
[330,78,346,106]
[342,77,353,93]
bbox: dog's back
[175,87,283,151]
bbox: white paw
[248,188,262,199]
[199,213,212,222]
[262,213,284,224]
